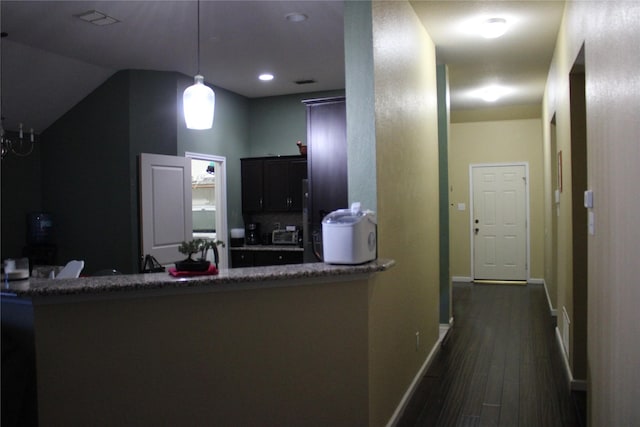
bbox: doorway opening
[185,152,229,269]
[568,45,588,382]
[548,112,559,314]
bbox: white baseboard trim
[452,276,472,283]
[554,327,588,392]
[541,279,558,317]
[528,278,544,285]
[439,317,454,341]
[386,325,451,427]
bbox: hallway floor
[398,282,586,427]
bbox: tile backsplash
[244,212,303,234]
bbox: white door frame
[185,152,229,270]
[469,162,531,281]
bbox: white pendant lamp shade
[183,75,215,130]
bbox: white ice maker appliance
[322,203,377,265]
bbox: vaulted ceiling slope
[1,1,563,133]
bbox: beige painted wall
[366,2,440,425]
[30,281,370,426]
[449,119,545,280]
[542,1,640,424]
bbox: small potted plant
[176,238,225,271]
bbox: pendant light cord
[196,0,201,75]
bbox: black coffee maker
[245,222,261,245]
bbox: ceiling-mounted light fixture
[285,12,308,23]
[183,0,215,130]
[475,85,510,102]
[1,122,37,160]
[480,18,508,39]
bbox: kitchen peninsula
[2,260,393,426]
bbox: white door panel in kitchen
[472,164,528,282]
[140,153,192,265]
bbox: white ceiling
[411,1,565,111]
[0,1,565,133]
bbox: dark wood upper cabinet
[286,158,308,211]
[240,158,264,212]
[241,156,307,213]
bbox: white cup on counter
[4,259,16,273]
[3,257,30,281]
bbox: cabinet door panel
[241,159,263,212]
[231,251,254,268]
[288,159,308,211]
[255,251,302,266]
[263,159,290,211]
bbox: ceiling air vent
[295,79,316,85]
[75,10,119,26]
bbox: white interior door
[139,153,192,265]
[472,164,528,281]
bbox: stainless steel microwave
[272,229,299,245]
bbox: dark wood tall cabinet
[303,97,348,230]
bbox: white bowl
[230,228,245,238]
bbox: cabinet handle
[259,198,263,209]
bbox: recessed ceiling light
[475,85,510,102]
[480,18,508,39]
[285,12,308,23]
[75,10,119,26]
[259,73,274,81]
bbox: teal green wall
[0,145,43,260]
[248,90,345,158]
[177,74,251,230]
[42,70,137,273]
[129,70,181,268]
[344,0,377,212]
[40,70,178,274]
[1,68,344,271]
[437,64,451,324]
[177,86,344,230]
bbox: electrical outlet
[415,331,420,351]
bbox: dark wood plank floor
[398,283,586,427]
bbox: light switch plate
[457,203,466,211]
[584,190,594,208]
